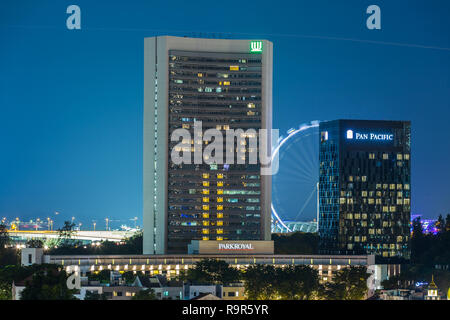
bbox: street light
[105,218,109,231]
[93,221,96,231]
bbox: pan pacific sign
[346,129,393,142]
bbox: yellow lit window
[217,181,224,187]
[182,124,190,129]
[202,197,209,203]
[202,229,209,234]
[217,213,223,218]
[217,197,223,203]
[202,173,209,179]
[203,221,209,226]
[202,213,209,219]
[217,205,223,210]
[217,189,223,195]
[217,229,223,234]
[217,221,223,226]
[217,173,224,179]
[203,181,210,187]
[223,125,230,130]
[223,81,230,86]
[230,66,239,71]
[202,205,209,210]
[216,125,222,130]
[216,236,223,241]
[202,236,209,240]
[198,73,203,77]
[247,103,255,109]
[202,189,210,195]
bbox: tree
[88,270,111,283]
[0,225,17,267]
[322,266,369,300]
[132,288,157,300]
[26,239,43,248]
[182,259,241,285]
[58,221,76,245]
[122,271,136,284]
[19,265,78,300]
[436,215,445,234]
[275,265,321,300]
[241,264,278,300]
[0,224,10,248]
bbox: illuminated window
[216,236,223,241]
[217,197,223,203]
[223,81,230,86]
[203,221,209,226]
[217,173,224,179]
[217,229,223,234]
[217,221,223,226]
[397,154,403,160]
[202,213,209,219]
[202,236,209,240]
[197,73,203,77]
[202,197,209,203]
[217,181,224,187]
[217,213,223,218]
[383,153,389,160]
[202,189,210,195]
[202,205,209,210]
[229,66,239,71]
[217,205,223,210]
[217,189,223,195]
[203,181,210,187]
[202,229,209,234]
[202,173,209,179]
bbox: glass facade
[166,50,264,253]
[319,120,411,259]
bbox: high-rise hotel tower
[143,36,273,254]
[319,120,411,259]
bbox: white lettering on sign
[218,243,254,250]
[347,129,393,141]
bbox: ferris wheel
[271,121,320,233]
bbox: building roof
[190,293,221,300]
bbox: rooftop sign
[346,129,393,142]
[250,40,263,53]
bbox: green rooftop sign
[250,40,263,53]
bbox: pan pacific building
[318,120,411,259]
[143,36,273,254]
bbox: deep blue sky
[0,0,449,229]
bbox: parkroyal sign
[218,243,254,250]
[346,129,393,142]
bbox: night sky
[0,0,449,229]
